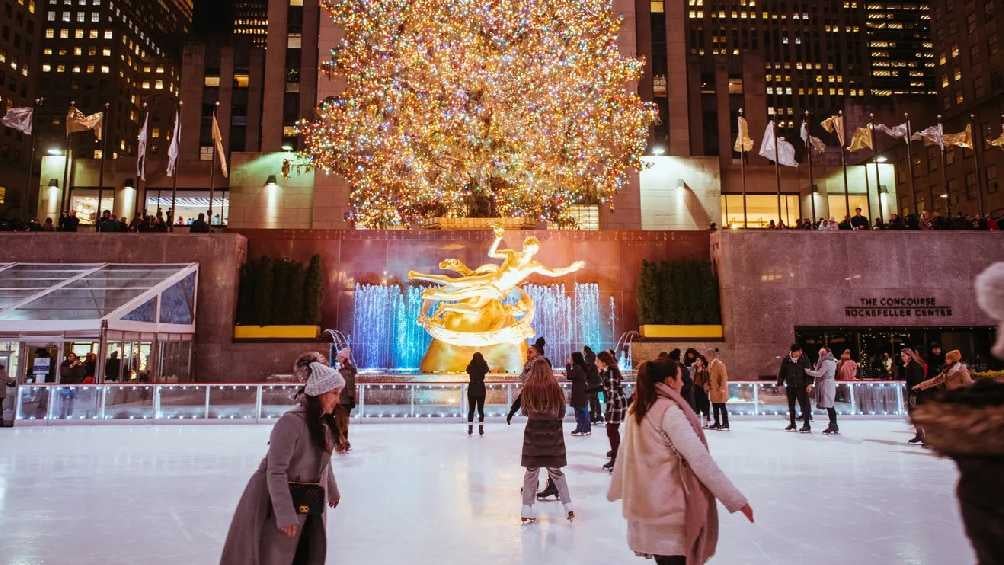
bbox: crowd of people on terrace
[23,209,213,233]
[743,208,1001,231]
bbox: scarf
[654,382,718,565]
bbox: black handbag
[289,482,325,516]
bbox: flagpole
[21,98,42,223]
[772,121,783,225]
[805,112,816,223]
[905,113,919,215]
[839,110,851,221]
[60,101,75,217]
[95,102,110,231]
[170,101,181,233]
[939,115,951,218]
[739,108,749,229]
[869,115,883,223]
[208,101,219,227]
[971,113,985,218]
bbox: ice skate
[799,424,812,434]
[521,505,536,524]
[479,424,484,437]
[822,427,839,435]
[564,503,575,521]
[467,424,473,436]
[602,459,615,472]
[536,479,559,501]
[785,423,797,431]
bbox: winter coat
[567,364,589,408]
[708,359,729,404]
[339,364,357,406]
[836,359,859,381]
[521,404,567,469]
[608,383,747,563]
[806,354,837,409]
[467,360,489,398]
[776,355,812,389]
[903,361,927,390]
[602,366,627,425]
[220,406,339,565]
[914,363,974,393]
[59,361,84,385]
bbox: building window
[826,194,871,222]
[553,205,600,230]
[200,146,213,161]
[721,195,801,228]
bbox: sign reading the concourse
[844,297,953,319]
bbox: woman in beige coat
[706,349,730,430]
[608,360,753,565]
[220,352,343,565]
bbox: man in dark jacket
[189,213,210,233]
[777,344,813,432]
[901,348,927,444]
[850,208,870,230]
[583,346,603,424]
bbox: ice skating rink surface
[0,420,973,565]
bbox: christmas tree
[300,0,657,228]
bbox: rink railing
[10,380,907,424]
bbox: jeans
[522,467,571,506]
[467,394,485,423]
[786,386,811,427]
[713,403,730,427]
[573,406,591,433]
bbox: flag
[166,110,181,177]
[1,107,33,135]
[211,114,228,178]
[759,121,799,167]
[136,112,149,181]
[944,124,974,149]
[734,116,754,153]
[801,120,826,154]
[66,107,103,140]
[912,124,944,149]
[847,127,874,152]
[821,115,845,146]
[874,123,909,141]
[989,130,1004,149]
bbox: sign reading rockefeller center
[844,297,954,319]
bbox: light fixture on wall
[939,193,949,199]
[878,185,889,194]
[810,184,819,194]
[875,155,888,163]
[48,179,59,189]
[281,144,294,152]
[652,145,666,155]
[265,175,279,190]
[47,147,63,156]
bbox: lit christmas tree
[300,0,657,228]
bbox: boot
[799,424,812,434]
[536,478,559,501]
[467,424,473,436]
[785,423,797,431]
[479,424,484,437]
[602,459,615,472]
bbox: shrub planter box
[234,325,321,341]
[640,325,724,340]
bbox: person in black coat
[466,352,489,437]
[776,344,814,432]
[583,346,603,424]
[901,348,927,444]
[567,352,591,437]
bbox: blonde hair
[521,358,565,416]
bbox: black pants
[467,394,485,423]
[694,388,711,420]
[655,556,685,565]
[786,386,811,426]
[589,392,603,422]
[606,422,621,459]
[713,402,730,427]
[826,407,838,430]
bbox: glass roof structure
[0,263,198,333]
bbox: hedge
[637,259,722,325]
[237,255,324,326]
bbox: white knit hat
[975,262,1004,359]
[304,361,345,397]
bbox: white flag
[759,121,799,167]
[212,114,228,178]
[874,123,909,141]
[67,107,104,140]
[1,107,33,135]
[800,120,826,154]
[166,110,181,177]
[912,124,944,150]
[136,113,149,181]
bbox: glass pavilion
[0,263,198,385]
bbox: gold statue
[408,226,586,373]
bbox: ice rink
[0,419,973,565]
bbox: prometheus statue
[408,226,586,373]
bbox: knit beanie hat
[975,262,1004,358]
[304,362,345,397]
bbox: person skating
[567,352,591,437]
[333,348,357,453]
[596,350,626,472]
[913,349,975,394]
[220,352,342,565]
[901,348,928,444]
[707,348,730,430]
[608,360,754,564]
[584,345,604,424]
[519,356,574,524]
[506,343,548,425]
[466,352,489,437]
[806,347,839,435]
[776,344,814,432]
[691,355,712,428]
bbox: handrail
[9,380,908,424]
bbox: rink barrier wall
[11,381,907,425]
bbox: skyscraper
[0,0,42,215]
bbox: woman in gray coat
[221,352,344,565]
[806,347,839,435]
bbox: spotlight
[47,147,63,156]
[265,175,279,190]
[652,145,666,155]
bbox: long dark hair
[571,351,587,369]
[597,350,617,368]
[631,360,680,424]
[468,352,489,373]
[304,395,339,454]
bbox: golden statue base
[420,339,528,374]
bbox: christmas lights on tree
[300,0,657,228]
